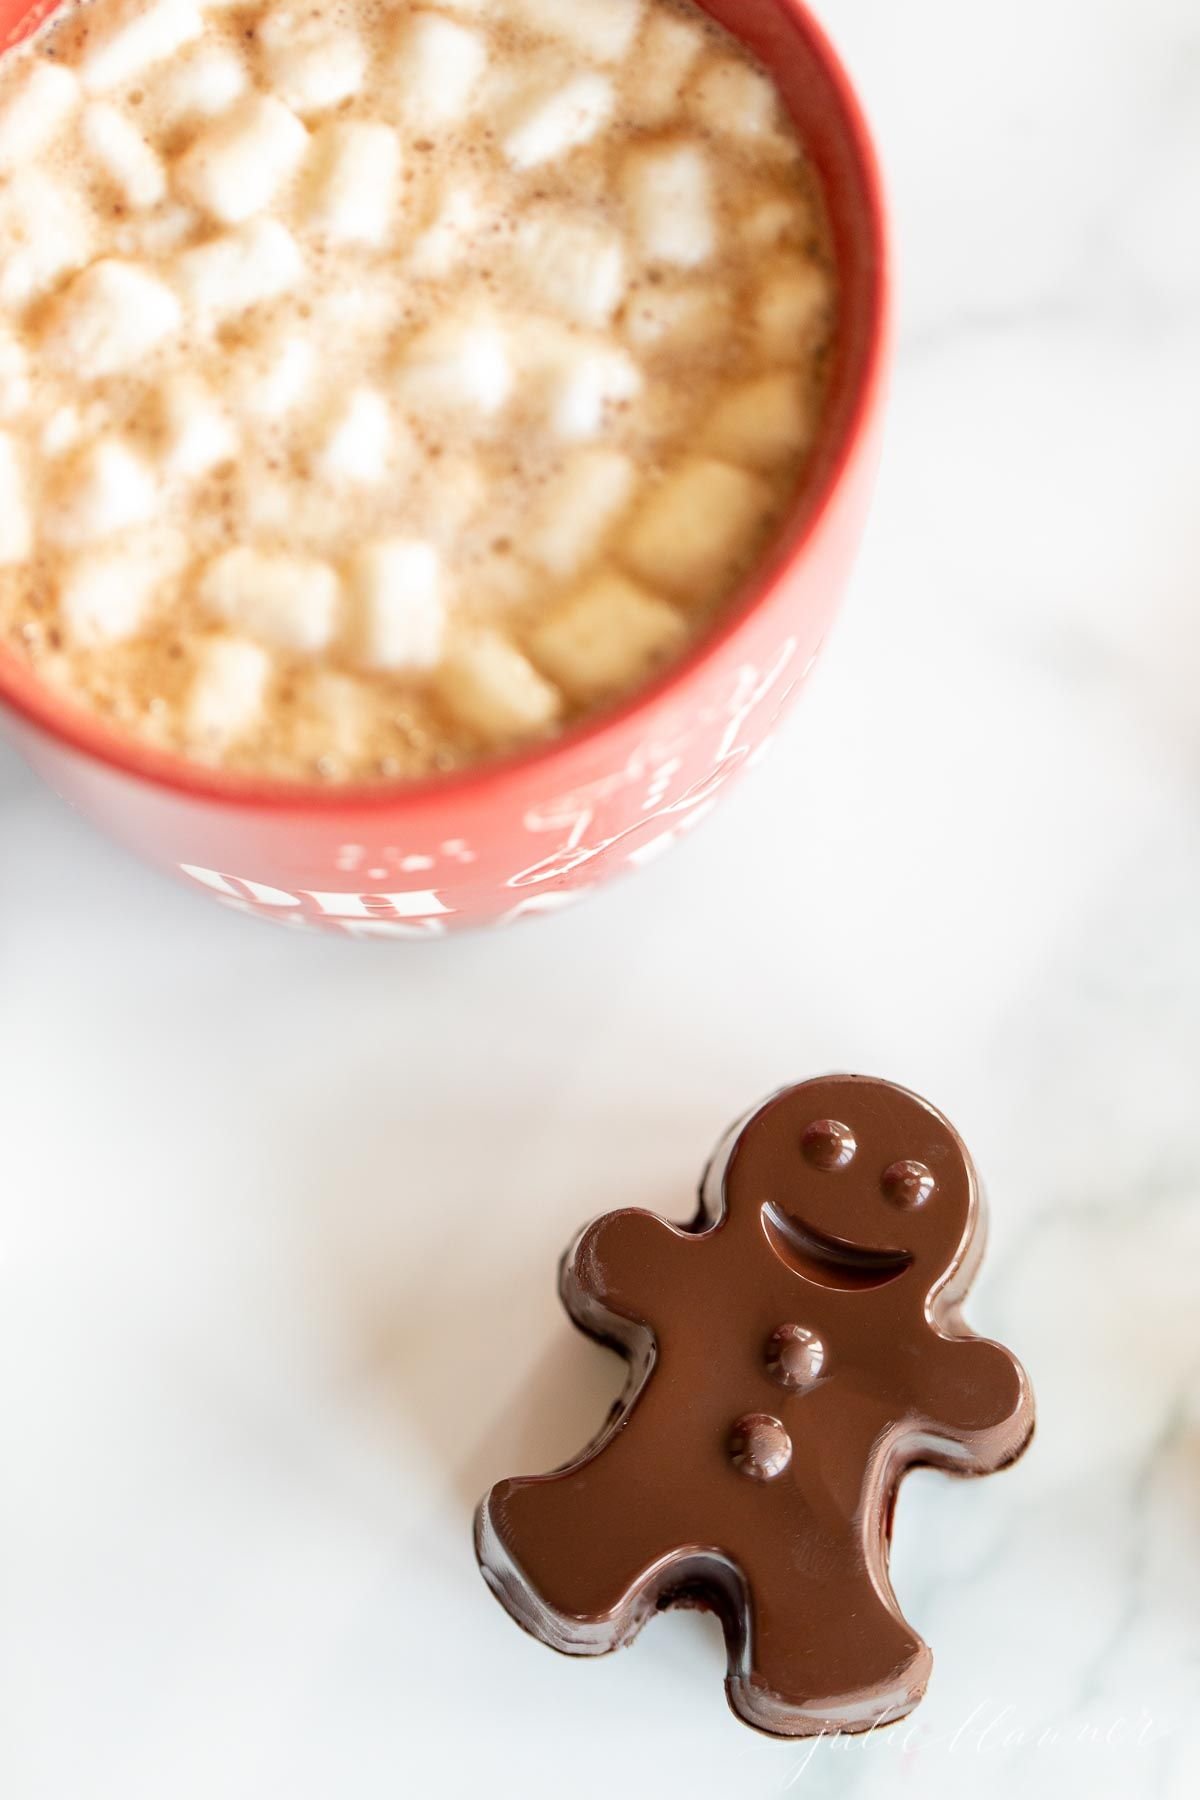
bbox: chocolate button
[765,1323,826,1390]
[729,1412,793,1482]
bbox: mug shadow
[462,1316,630,1508]
[292,1084,700,1520]
[302,1176,741,1699]
[337,1267,632,1515]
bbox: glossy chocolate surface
[475,1075,1034,1737]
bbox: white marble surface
[2,1,1199,1794]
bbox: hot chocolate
[0,0,837,781]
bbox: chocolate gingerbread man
[476,1075,1034,1737]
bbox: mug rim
[0,0,890,817]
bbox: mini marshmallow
[78,0,204,95]
[525,449,635,577]
[59,553,152,647]
[690,57,782,141]
[514,210,626,327]
[185,635,272,747]
[701,372,812,468]
[46,439,158,547]
[82,104,168,209]
[436,629,562,741]
[198,546,341,652]
[501,70,613,169]
[230,335,315,421]
[175,219,303,316]
[315,388,394,485]
[238,472,299,539]
[159,374,238,478]
[291,670,373,767]
[42,260,181,378]
[57,530,184,646]
[520,328,641,440]
[622,458,771,600]
[423,454,487,539]
[530,569,686,701]
[398,316,512,417]
[350,538,444,670]
[306,120,400,246]
[40,405,92,459]
[115,201,199,260]
[741,192,812,250]
[622,281,730,352]
[467,549,536,613]
[149,44,248,126]
[175,93,308,225]
[309,273,400,340]
[624,12,703,124]
[0,170,94,311]
[552,346,640,440]
[506,0,642,64]
[407,181,484,279]
[0,433,31,564]
[0,61,79,171]
[257,8,366,115]
[391,12,487,131]
[0,328,30,421]
[754,258,832,360]
[621,140,715,268]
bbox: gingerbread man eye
[881,1160,936,1208]
[800,1119,857,1171]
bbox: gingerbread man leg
[727,1531,930,1736]
[477,1442,686,1654]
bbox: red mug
[0,0,889,938]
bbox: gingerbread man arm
[564,1209,695,1335]
[909,1332,1034,1474]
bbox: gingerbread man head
[706,1075,981,1307]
